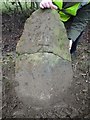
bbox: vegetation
[0,0,39,14]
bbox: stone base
[15,53,73,108]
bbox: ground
[2,11,90,119]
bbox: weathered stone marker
[15,9,73,109]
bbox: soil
[2,10,90,119]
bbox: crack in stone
[16,51,71,62]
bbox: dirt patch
[2,10,90,118]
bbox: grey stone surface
[15,9,73,109]
[16,9,71,61]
